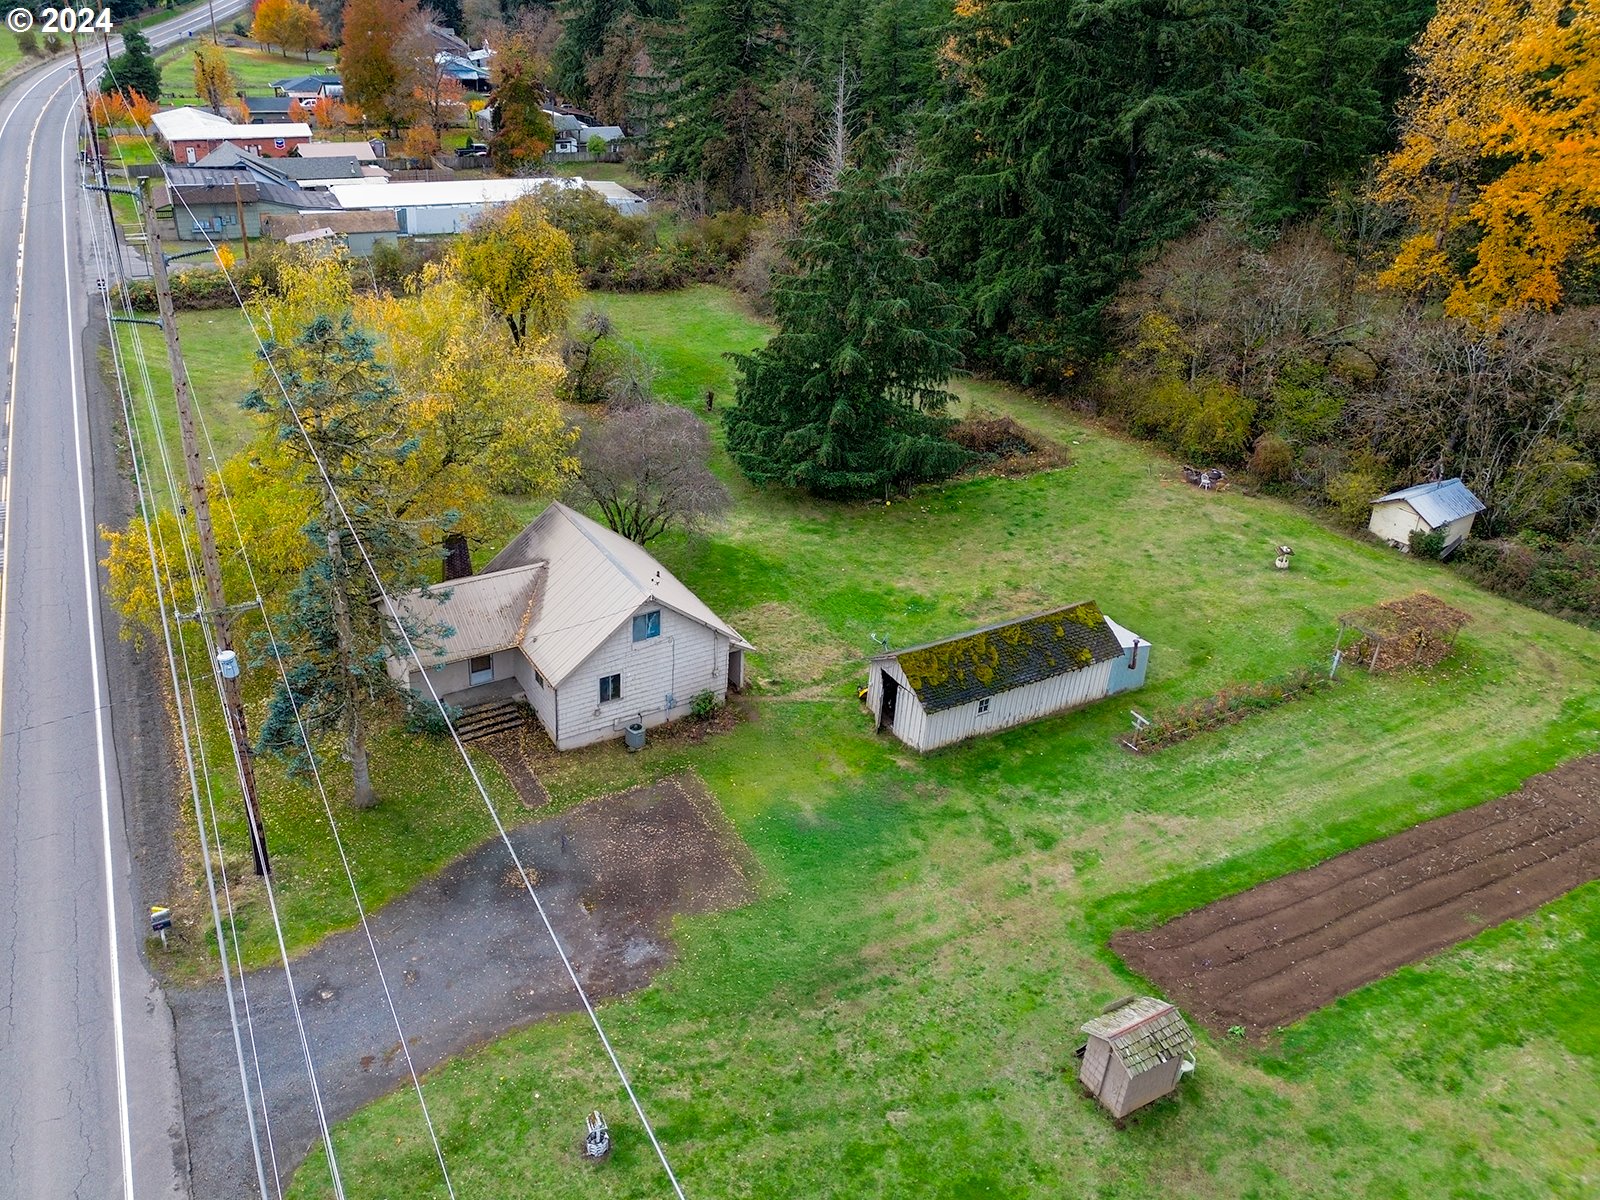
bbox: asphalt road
[0,7,250,1197]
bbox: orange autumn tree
[1376,0,1600,324]
[125,90,157,129]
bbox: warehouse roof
[327,175,579,210]
[151,106,310,143]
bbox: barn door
[879,671,898,730]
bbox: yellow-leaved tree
[192,43,238,115]
[1376,0,1600,323]
[356,260,576,548]
[451,196,580,346]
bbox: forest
[532,0,1599,619]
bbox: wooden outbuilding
[1078,996,1196,1120]
[865,601,1147,752]
[1368,478,1485,552]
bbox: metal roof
[261,209,400,237]
[295,141,379,161]
[1081,997,1196,1075]
[1371,478,1485,528]
[151,106,310,142]
[875,602,1124,714]
[482,502,751,686]
[391,563,545,664]
[328,176,580,210]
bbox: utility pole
[70,32,120,251]
[231,177,252,261]
[138,190,272,875]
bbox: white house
[386,503,752,750]
[1368,478,1485,550]
[865,602,1148,753]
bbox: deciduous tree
[1375,0,1600,322]
[193,43,238,114]
[339,0,425,130]
[452,197,579,345]
[488,26,555,170]
[570,402,728,544]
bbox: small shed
[865,601,1145,752]
[1079,996,1196,1120]
[1368,479,1485,551]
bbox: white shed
[1368,478,1485,550]
[1078,996,1196,1120]
[386,503,751,749]
[864,602,1145,753]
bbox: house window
[632,610,661,642]
[599,673,622,703]
[978,697,991,714]
[533,670,545,689]
[469,655,494,685]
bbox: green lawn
[246,286,1600,1198]
[158,43,336,107]
[1,34,24,77]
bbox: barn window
[599,673,622,703]
[632,610,661,642]
[978,697,991,714]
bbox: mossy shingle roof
[881,602,1122,714]
[1082,997,1195,1075]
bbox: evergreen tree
[645,0,791,211]
[725,161,970,496]
[918,0,1269,380]
[857,0,942,135]
[245,316,440,809]
[1235,0,1392,223]
[100,29,162,103]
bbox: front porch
[439,677,531,742]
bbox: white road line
[0,73,75,776]
[58,101,137,1200]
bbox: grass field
[163,285,1600,1198]
[157,42,335,107]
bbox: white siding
[1369,499,1426,544]
[512,655,557,738]
[1370,501,1479,547]
[553,604,727,749]
[870,658,1116,752]
[408,646,524,700]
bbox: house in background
[1368,478,1485,552]
[157,164,340,240]
[1078,997,1196,1120]
[260,209,401,256]
[151,106,311,162]
[386,503,752,749]
[865,601,1148,752]
[270,73,343,102]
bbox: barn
[1368,478,1485,552]
[1078,996,1196,1120]
[864,602,1148,752]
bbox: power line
[138,117,691,1199]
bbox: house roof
[875,602,1124,714]
[195,141,363,181]
[261,209,401,238]
[1371,478,1485,528]
[271,74,341,93]
[295,141,379,161]
[151,106,310,143]
[396,564,545,664]
[482,502,751,685]
[1081,998,1195,1075]
[239,94,296,119]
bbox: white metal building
[324,175,648,232]
[1368,478,1486,551]
[865,602,1147,753]
[386,503,752,750]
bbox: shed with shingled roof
[864,601,1148,752]
[1078,996,1196,1119]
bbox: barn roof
[481,502,752,685]
[1081,997,1195,1075]
[877,602,1123,714]
[1371,478,1485,528]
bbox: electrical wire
[128,104,692,1198]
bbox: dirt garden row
[1115,754,1600,1037]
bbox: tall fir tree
[1234,0,1393,223]
[644,0,791,211]
[918,0,1270,380]
[725,161,970,496]
[857,0,943,135]
[245,316,440,809]
[100,29,162,103]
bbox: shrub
[404,696,460,736]
[1127,376,1255,462]
[1249,431,1294,482]
[1326,462,1389,526]
[15,28,39,56]
[690,690,719,720]
[42,32,62,54]
[1408,528,1447,559]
